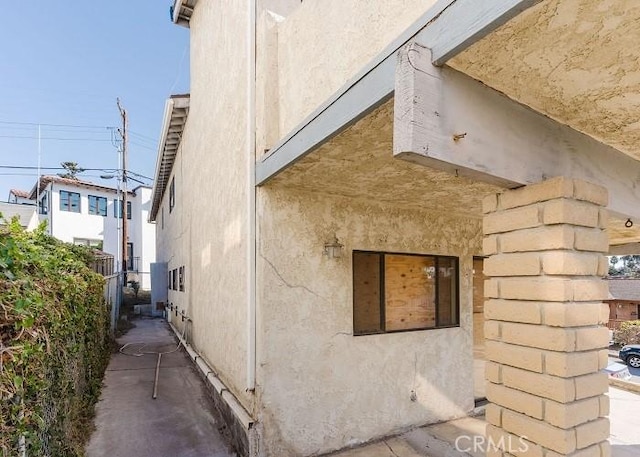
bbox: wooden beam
[394,42,640,219]
[418,0,543,66]
[255,0,461,186]
[253,1,543,185]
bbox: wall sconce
[323,235,344,259]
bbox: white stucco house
[0,201,38,230]
[150,1,640,456]
[13,176,156,289]
[8,188,33,205]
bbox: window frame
[39,191,49,215]
[169,177,175,213]
[352,250,460,336]
[59,190,81,213]
[88,195,108,216]
[113,199,132,219]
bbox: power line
[129,130,158,142]
[0,135,113,142]
[0,120,114,129]
[130,141,156,151]
[0,165,153,180]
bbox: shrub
[0,219,111,456]
[614,320,640,346]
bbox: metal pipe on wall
[246,0,257,392]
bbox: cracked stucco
[449,0,640,162]
[256,185,482,456]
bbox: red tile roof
[28,176,134,199]
[10,189,30,199]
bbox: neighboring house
[8,188,34,205]
[25,176,156,289]
[150,2,640,456]
[605,278,640,330]
[0,202,38,230]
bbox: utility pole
[117,98,128,285]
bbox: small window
[88,195,107,216]
[60,190,81,213]
[179,266,185,292]
[113,199,132,219]
[161,206,165,230]
[168,270,172,290]
[169,177,175,213]
[353,251,459,335]
[39,191,49,215]
[126,243,134,271]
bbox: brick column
[482,177,610,457]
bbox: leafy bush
[0,218,111,456]
[614,320,640,346]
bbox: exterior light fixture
[323,235,344,259]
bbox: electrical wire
[130,141,156,151]
[129,131,158,142]
[0,120,114,129]
[0,135,112,142]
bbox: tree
[58,161,85,180]
[608,255,640,278]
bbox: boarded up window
[353,252,382,334]
[353,251,459,335]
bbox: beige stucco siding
[256,186,481,456]
[275,0,438,137]
[450,0,640,162]
[156,143,188,333]
[180,0,251,407]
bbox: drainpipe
[246,0,257,392]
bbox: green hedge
[0,219,111,456]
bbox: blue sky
[0,2,189,199]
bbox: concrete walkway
[86,318,234,457]
[326,416,486,457]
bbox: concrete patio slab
[324,416,486,457]
[86,318,234,457]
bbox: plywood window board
[353,251,459,335]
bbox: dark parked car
[619,344,640,368]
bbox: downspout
[246,0,257,392]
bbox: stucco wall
[274,0,437,138]
[177,0,252,407]
[256,186,481,456]
[154,142,190,341]
[131,187,155,289]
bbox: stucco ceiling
[449,0,640,162]
[268,100,640,246]
[267,100,502,218]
